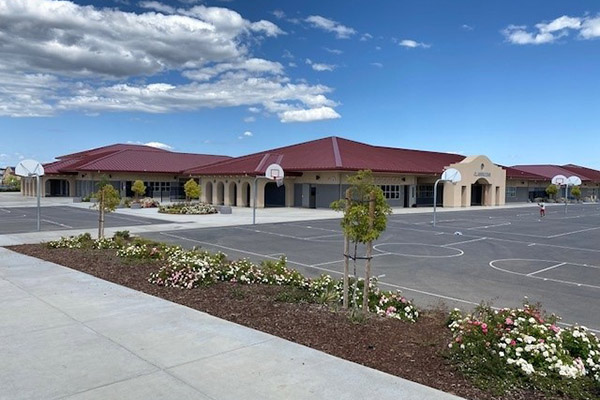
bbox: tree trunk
[343,188,351,309]
[98,190,105,239]
[363,191,376,314]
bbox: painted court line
[41,219,73,229]
[489,259,600,290]
[546,226,600,238]
[442,237,487,247]
[527,262,567,277]
[466,222,511,230]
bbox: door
[309,185,316,208]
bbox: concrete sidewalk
[0,247,464,400]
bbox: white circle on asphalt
[373,243,464,258]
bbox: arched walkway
[264,181,286,207]
[241,182,251,207]
[216,182,225,205]
[205,182,213,204]
[228,182,237,206]
[46,179,70,197]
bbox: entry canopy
[551,174,567,185]
[15,159,44,177]
[567,176,582,186]
[440,168,462,183]
[265,163,284,180]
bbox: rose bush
[447,303,600,397]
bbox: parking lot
[140,203,600,332]
[0,206,166,234]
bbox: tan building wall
[443,156,506,207]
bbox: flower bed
[158,202,218,215]
[46,233,419,322]
[447,303,600,398]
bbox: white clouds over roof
[0,0,338,122]
[280,106,341,123]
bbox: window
[506,187,517,198]
[380,184,401,199]
[145,182,171,192]
[416,185,434,198]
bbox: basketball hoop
[253,163,285,225]
[551,174,567,186]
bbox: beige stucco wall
[443,155,506,207]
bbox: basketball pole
[432,179,444,227]
[36,174,41,231]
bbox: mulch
[8,244,567,400]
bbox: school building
[21,136,600,208]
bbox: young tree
[184,178,201,202]
[131,180,146,200]
[571,186,581,200]
[545,184,558,199]
[5,174,21,191]
[93,176,121,239]
[331,170,392,313]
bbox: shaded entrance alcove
[471,178,490,206]
[228,182,237,206]
[46,179,70,197]
[216,182,225,205]
[205,182,213,204]
[264,181,286,207]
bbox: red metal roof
[44,144,230,175]
[56,143,167,160]
[560,164,600,182]
[510,165,591,182]
[186,137,466,176]
[504,166,547,180]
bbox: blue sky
[1,0,599,170]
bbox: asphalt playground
[139,203,600,332]
[0,206,166,234]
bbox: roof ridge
[334,137,464,157]
[75,149,130,171]
[331,137,342,167]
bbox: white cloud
[305,15,356,39]
[280,106,341,123]
[461,24,474,31]
[272,10,285,19]
[248,107,261,113]
[144,141,173,150]
[305,59,336,72]
[370,62,383,68]
[243,116,255,122]
[238,130,253,139]
[360,33,373,41]
[323,47,343,55]
[502,14,600,45]
[0,0,339,121]
[537,16,581,33]
[581,17,600,39]
[502,26,555,44]
[398,39,431,49]
[183,58,284,81]
[138,1,176,14]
